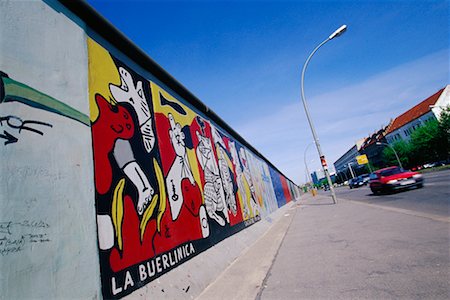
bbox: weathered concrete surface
[0,1,99,299]
[259,194,450,299]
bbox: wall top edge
[56,0,298,186]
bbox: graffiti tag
[0,115,53,145]
[0,220,51,256]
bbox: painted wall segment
[88,38,297,299]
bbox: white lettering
[156,256,162,273]
[183,244,188,257]
[174,249,179,263]
[124,271,134,290]
[189,243,195,255]
[147,260,156,276]
[111,276,123,295]
[177,247,183,260]
[168,251,175,266]
[139,264,147,281]
[162,253,170,269]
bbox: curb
[196,202,298,300]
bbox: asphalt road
[332,169,450,218]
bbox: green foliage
[438,106,450,157]
[382,140,410,168]
[363,162,375,173]
[381,106,450,168]
[409,119,442,165]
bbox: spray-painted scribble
[0,115,52,145]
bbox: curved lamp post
[347,162,356,178]
[376,142,403,169]
[304,141,315,184]
[300,25,347,205]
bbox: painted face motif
[95,93,134,140]
[92,94,135,195]
[196,131,212,160]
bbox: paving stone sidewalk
[259,193,450,299]
[198,192,449,299]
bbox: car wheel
[417,183,423,189]
[371,188,378,195]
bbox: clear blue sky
[86,0,449,184]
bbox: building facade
[333,139,365,180]
[359,124,391,169]
[385,85,450,144]
[333,85,449,181]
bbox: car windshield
[380,167,403,177]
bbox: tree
[437,106,450,158]
[382,140,411,168]
[381,106,450,169]
[409,119,442,165]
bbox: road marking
[341,198,450,223]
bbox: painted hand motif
[168,113,186,157]
[166,113,196,220]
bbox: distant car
[348,177,359,189]
[369,166,424,195]
[349,174,370,189]
[423,161,445,168]
[360,174,370,185]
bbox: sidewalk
[198,193,450,299]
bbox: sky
[86,0,449,184]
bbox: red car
[369,166,424,195]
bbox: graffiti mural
[88,38,298,299]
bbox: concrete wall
[0,0,99,298]
[0,1,300,299]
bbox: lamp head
[329,25,347,40]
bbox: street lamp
[347,162,356,178]
[304,141,315,185]
[300,24,347,205]
[376,142,403,169]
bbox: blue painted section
[269,166,286,208]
